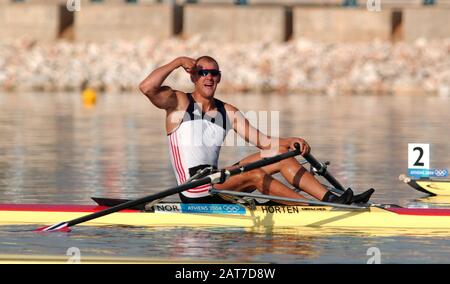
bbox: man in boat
[139,56,373,205]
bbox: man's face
[193,60,221,98]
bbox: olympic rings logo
[434,169,448,177]
[221,205,242,213]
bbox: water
[0,92,449,263]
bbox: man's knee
[250,169,269,186]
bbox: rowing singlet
[167,93,232,198]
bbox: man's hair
[195,56,220,70]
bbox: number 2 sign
[408,144,430,170]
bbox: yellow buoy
[82,87,97,106]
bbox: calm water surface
[0,92,449,263]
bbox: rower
[139,56,373,205]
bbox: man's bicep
[145,86,178,110]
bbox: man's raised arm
[139,57,195,110]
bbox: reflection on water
[0,92,449,263]
[2,225,450,264]
[0,92,175,203]
[411,196,450,209]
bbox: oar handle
[303,153,346,193]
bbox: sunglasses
[197,69,221,77]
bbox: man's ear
[190,73,195,83]
[217,74,221,83]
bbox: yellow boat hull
[415,180,450,195]
[402,177,450,196]
[2,203,450,230]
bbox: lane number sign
[408,144,429,170]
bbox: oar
[304,153,375,203]
[303,153,346,194]
[36,144,302,232]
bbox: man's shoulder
[173,90,188,98]
[222,102,239,112]
[173,91,190,105]
[162,90,189,114]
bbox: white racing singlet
[167,93,232,198]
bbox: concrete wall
[293,7,392,42]
[15,0,66,3]
[381,0,423,7]
[160,0,423,5]
[1,2,450,43]
[0,3,65,41]
[75,4,175,41]
[248,0,342,4]
[189,0,235,3]
[17,0,158,3]
[403,7,450,41]
[4,0,93,4]
[184,4,287,42]
[437,0,450,6]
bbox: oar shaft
[229,147,301,175]
[303,153,346,193]
[67,176,212,226]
